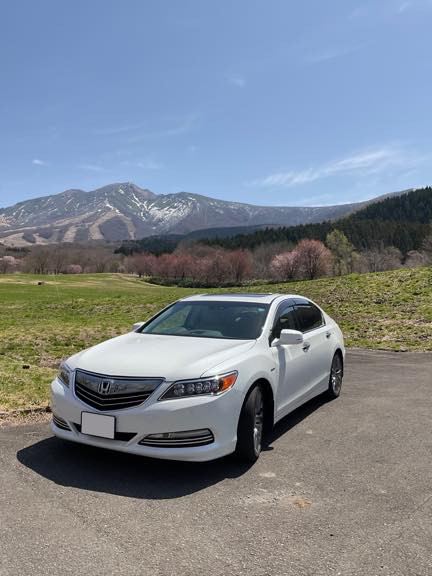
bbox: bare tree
[404,250,426,269]
[421,233,432,264]
[85,246,114,273]
[252,242,294,278]
[50,247,69,274]
[0,255,19,273]
[24,246,52,274]
[125,253,158,277]
[227,250,253,284]
[351,252,369,273]
[363,246,402,272]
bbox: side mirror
[273,329,304,346]
[131,321,145,332]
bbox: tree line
[207,218,430,253]
[1,230,431,286]
[123,231,432,287]
[0,244,123,275]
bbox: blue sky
[1,0,432,208]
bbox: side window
[295,303,324,333]
[271,305,298,340]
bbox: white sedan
[51,293,345,462]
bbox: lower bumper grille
[52,414,71,431]
[139,429,214,448]
[74,423,136,442]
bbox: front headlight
[58,362,72,387]
[159,371,238,400]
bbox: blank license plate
[81,412,115,439]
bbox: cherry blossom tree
[270,250,300,281]
[296,239,332,280]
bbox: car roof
[180,293,306,305]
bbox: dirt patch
[293,497,312,509]
[242,488,314,509]
[0,410,51,428]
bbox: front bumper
[50,377,240,462]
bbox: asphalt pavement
[0,349,431,576]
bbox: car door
[270,301,312,417]
[293,299,333,393]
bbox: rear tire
[235,385,264,462]
[326,352,343,399]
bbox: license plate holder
[81,412,115,439]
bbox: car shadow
[265,393,331,449]
[16,394,329,500]
[16,437,253,499]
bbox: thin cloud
[248,146,413,188]
[95,114,199,142]
[307,43,364,64]
[396,0,432,13]
[397,1,413,12]
[351,0,431,18]
[78,163,106,172]
[126,116,199,144]
[32,158,47,166]
[349,5,368,19]
[120,158,164,171]
[227,73,246,88]
[94,121,148,136]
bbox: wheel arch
[334,348,344,376]
[244,378,275,434]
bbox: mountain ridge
[0,181,409,246]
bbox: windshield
[140,301,269,340]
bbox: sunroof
[201,293,274,298]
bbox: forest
[117,187,432,256]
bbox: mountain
[197,187,432,255]
[0,181,400,247]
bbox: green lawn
[0,268,431,411]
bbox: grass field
[0,268,431,411]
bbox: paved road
[1,350,431,576]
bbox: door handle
[326,332,332,339]
[302,343,311,352]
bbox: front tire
[235,385,264,462]
[326,353,343,399]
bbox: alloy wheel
[253,388,264,455]
[331,355,343,395]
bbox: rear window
[295,303,324,332]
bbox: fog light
[150,429,210,440]
[139,428,214,447]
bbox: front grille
[74,370,163,411]
[139,429,214,448]
[73,423,136,442]
[52,414,71,431]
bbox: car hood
[68,332,256,381]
